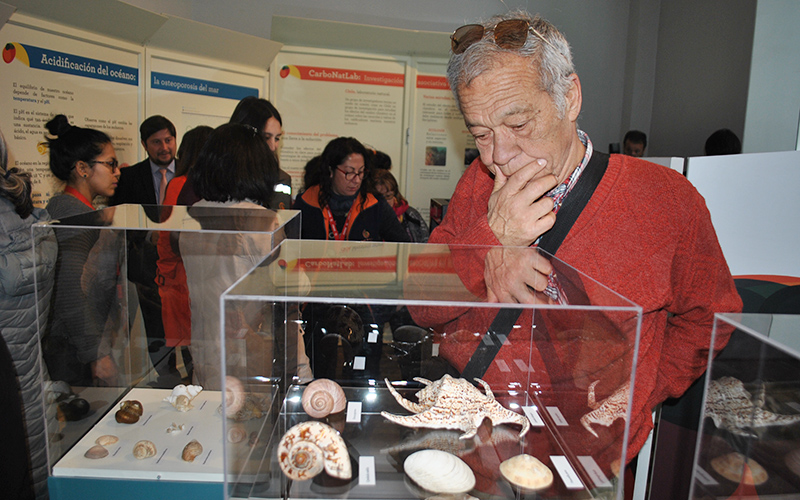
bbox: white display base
[53,387,224,482]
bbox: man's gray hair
[447,11,575,117]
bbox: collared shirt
[149,159,175,203]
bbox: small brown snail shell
[182,440,203,462]
[85,444,109,459]
[133,440,157,459]
[115,400,144,424]
[301,379,347,418]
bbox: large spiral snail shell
[277,421,351,481]
[133,440,157,459]
[301,379,347,418]
[224,376,246,417]
[182,440,203,462]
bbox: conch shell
[85,444,109,459]
[277,421,351,481]
[403,449,475,494]
[115,400,143,424]
[301,379,347,418]
[224,376,246,417]
[133,440,157,459]
[164,384,203,412]
[499,454,553,491]
[182,439,203,462]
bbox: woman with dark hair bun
[229,96,293,208]
[43,114,120,387]
[292,136,408,242]
[0,128,57,500]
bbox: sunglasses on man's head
[450,19,559,55]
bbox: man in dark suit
[111,116,185,386]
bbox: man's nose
[492,130,519,167]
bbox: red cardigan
[413,154,741,464]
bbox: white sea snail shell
[499,454,554,491]
[277,421,351,481]
[164,384,203,411]
[403,449,475,494]
[133,440,157,459]
[301,379,347,418]
[224,376,246,417]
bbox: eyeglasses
[336,167,366,181]
[91,159,120,171]
[450,19,560,56]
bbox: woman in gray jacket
[0,129,57,499]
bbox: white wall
[743,0,800,153]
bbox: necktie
[158,168,168,204]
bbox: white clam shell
[302,379,347,418]
[95,435,118,446]
[277,421,351,481]
[499,454,553,491]
[404,450,475,494]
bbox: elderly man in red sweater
[411,11,742,474]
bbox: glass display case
[221,240,643,500]
[33,204,299,500]
[690,313,800,498]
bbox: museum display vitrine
[691,313,800,498]
[32,204,299,500]
[221,240,644,500]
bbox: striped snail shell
[277,421,351,481]
[301,379,347,418]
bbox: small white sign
[577,456,611,488]
[431,344,439,356]
[346,401,362,423]
[551,456,583,490]
[522,406,545,426]
[546,406,568,426]
[353,356,366,371]
[368,331,379,343]
[359,456,376,485]
[694,465,718,486]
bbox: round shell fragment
[499,454,554,491]
[95,435,118,446]
[404,449,475,494]
[133,440,157,459]
[277,421,351,481]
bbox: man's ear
[565,73,582,123]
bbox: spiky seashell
[277,421,351,481]
[133,440,157,459]
[85,444,109,459]
[302,379,347,418]
[164,384,203,411]
[404,449,475,494]
[166,422,185,435]
[227,425,247,443]
[710,452,768,485]
[95,435,118,446]
[224,376,246,417]
[181,440,203,462]
[499,454,553,491]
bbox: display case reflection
[221,240,642,500]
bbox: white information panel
[685,150,800,278]
[272,51,406,195]
[406,62,471,222]
[147,51,266,146]
[1,21,141,206]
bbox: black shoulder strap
[460,152,610,380]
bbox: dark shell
[120,400,143,416]
[115,408,140,424]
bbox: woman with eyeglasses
[292,136,409,243]
[43,114,120,388]
[373,168,429,243]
